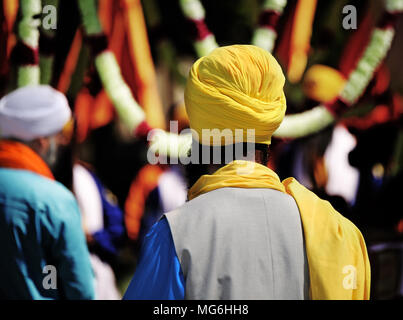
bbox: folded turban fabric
[185,45,287,146]
[302,65,347,104]
[0,86,72,141]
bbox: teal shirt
[0,169,95,300]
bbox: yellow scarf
[189,160,371,300]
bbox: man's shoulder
[166,186,294,213]
[164,188,224,220]
[164,187,298,233]
[0,168,77,212]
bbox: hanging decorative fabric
[98,0,114,36]
[122,0,166,130]
[2,0,19,59]
[252,0,288,53]
[14,0,42,87]
[39,0,59,85]
[75,0,166,141]
[339,7,374,78]
[179,0,219,57]
[3,0,19,33]
[89,0,125,133]
[0,1,17,89]
[74,88,116,143]
[73,0,123,141]
[342,95,403,131]
[77,0,147,136]
[273,0,402,139]
[286,0,317,83]
[74,88,94,143]
[57,29,83,93]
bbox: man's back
[166,187,310,299]
[0,168,94,300]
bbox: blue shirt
[88,170,125,260]
[123,218,185,300]
[0,169,95,300]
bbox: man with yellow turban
[124,45,370,300]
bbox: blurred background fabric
[1,0,403,300]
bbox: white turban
[0,86,72,141]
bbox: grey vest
[165,187,310,300]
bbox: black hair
[184,142,269,189]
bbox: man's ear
[30,137,50,156]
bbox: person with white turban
[0,86,95,300]
[124,46,370,300]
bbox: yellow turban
[185,45,287,146]
[302,65,347,103]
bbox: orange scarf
[0,140,54,180]
[189,160,371,300]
